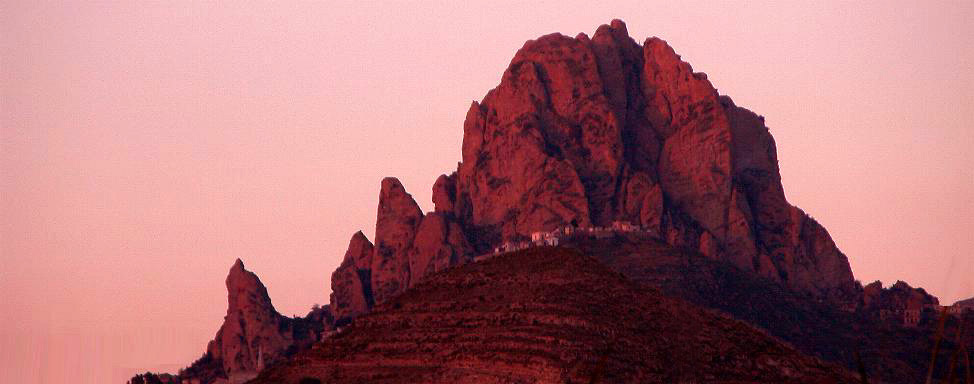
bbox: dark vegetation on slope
[570,234,972,384]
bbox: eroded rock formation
[329,20,858,317]
[328,231,374,324]
[185,260,327,383]
[145,20,959,384]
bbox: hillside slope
[252,247,855,384]
[570,235,965,383]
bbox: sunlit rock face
[204,260,325,383]
[329,19,857,315]
[329,231,374,324]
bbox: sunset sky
[2,2,973,383]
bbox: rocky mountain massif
[253,248,857,384]
[328,19,858,327]
[137,20,968,384]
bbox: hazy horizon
[3,1,973,383]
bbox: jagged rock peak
[378,177,422,213]
[371,177,425,304]
[329,20,859,326]
[329,231,375,323]
[225,258,275,313]
[198,260,325,382]
[431,173,457,213]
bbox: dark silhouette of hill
[570,234,970,383]
[251,247,856,384]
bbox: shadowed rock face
[861,280,940,312]
[254,248,856,384]
[371,178,425,304]
[145,20,957,384]
[330,19,857,317]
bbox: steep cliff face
[329,20,857,315]
[328,231,374,324]
[327,177,474,324]
[195,260,325,383]
[370,178,424,304]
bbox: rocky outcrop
[254,248,857,384]
[370,178,425,304]
[431,173,456,213]
[409,212,473,284]
[145,19,955,384]
[452,20,857,296]
[329,20,857,317]
[184,260,327,383]
[328,177,475,319]
[328,232,374,324]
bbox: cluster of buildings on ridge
[875,301,972,328]
[488,220,644,256]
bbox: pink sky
[2,2,972,383]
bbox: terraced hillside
[252,247,854,383]
[570,234,970,383]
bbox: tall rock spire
[205,259,320,381]
[328,19,858,324]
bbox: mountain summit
[329,19,856,324]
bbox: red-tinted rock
[332,178,476,316]
[206,260,318,382]
[592,22,661,178]
[329,231,374,323]
[454,22,856,296]
[789,207,856,294]
[330,18,860,324]
[409,212,473,285]
[617,169,663,234]
[725,187,758,270]
[431,173,457,214]
[157,20,944,384]
[454,62,592,243]
[644,38,735,243]
[370,177,424,304]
